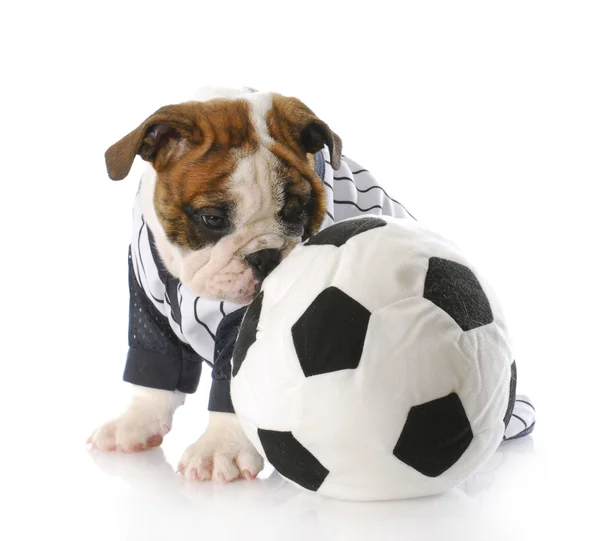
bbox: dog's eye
[184,204,231,234]
[190,206,229,230]
[281,196,305,223]
[201,215,226,229]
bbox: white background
[1,1,599,540]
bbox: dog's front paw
[178,412,264,482]
[88,411,169,453]
[88,387,183,452]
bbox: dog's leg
[177,412,264,482]
[88,386,185,452]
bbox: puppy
[88,87,413,482]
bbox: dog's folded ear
[300,121,343,170]
[270,96,343,170]
[105,104,200,180]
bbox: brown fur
[266,95,343,237]
[106,100,258,248]
[152,100,259,248]
[105,94,342,248]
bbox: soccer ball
[230,216,516,501]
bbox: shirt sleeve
[123,248,203,394]
[207,306,248,413]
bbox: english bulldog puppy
[88,87,412,482]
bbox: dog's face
[105,92,342,305]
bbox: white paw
[88,387,184,453]
[88,410,170,452]
[178,412,264,482]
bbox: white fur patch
[243,92,275,144]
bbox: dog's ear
[105,104,200,180]
[299,120,343,170]
[271,96,343,170]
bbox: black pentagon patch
[305,217,387,247]
[394,392,473,477]
[503,361,517,428]
[292,287,371,377]
[424,257,493,331]
[232,291,263,377]
[257,428,329,491]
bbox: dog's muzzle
[245,249,282,281]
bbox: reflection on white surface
[86,446,492,541]
[74,432,533,541]
[4,375,595,541]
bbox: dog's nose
[245,249,282,281]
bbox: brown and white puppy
[111,89,339,303]
[89,88,342,481]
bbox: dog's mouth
[181,238,296,305]
[226,250,282,304]
[215,248,284,305]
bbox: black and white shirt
[124,149,413,413]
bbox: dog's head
[105,91,341,305]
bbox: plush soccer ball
[230,216,516,501]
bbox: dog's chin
[185,265,259,306]
[223,290,258,306]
